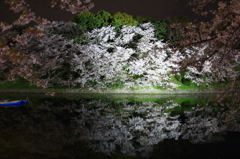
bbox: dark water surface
[0,93,240,159]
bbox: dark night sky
[0,0,213,23]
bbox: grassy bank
[0,78,221,94]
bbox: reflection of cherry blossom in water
[70,99,229,156]
[0,97,239,158]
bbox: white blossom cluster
[71,22,239,89]
[183,45,240,85]
[6,20,238,89]
[72,23,183,89]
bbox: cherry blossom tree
[171,0,240,101]
[71,23,182,90]
[165,0,240,123]
[0,0,94,87]
[0,0,94,30]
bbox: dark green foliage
[72,12,102,31]
[181,77,191,86]
[72,10,170,41]
[72,11,112,31]
[94,10,112,27]
[134,16,155,23]
[154,21,167,40]
[111,12,138,30]
[162,16,190,43]
[175,74,183,82]
[133,74,144,80]
[72,11,140,31]
[71,11,191,44]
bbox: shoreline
[0,88,220,94]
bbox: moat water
[0,93,240,159]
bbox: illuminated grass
[0,78,38,89]
[0,76,223,92]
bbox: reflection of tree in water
[72,99,232,157]
[0,98,239,158]
[72,100,182,156]
[181,103,227,143]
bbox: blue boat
[0,100,27,107]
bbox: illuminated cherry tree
[0,0,94,87]
[72,23,182,89]
[174,0,240,99]
[1,0,239,94]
